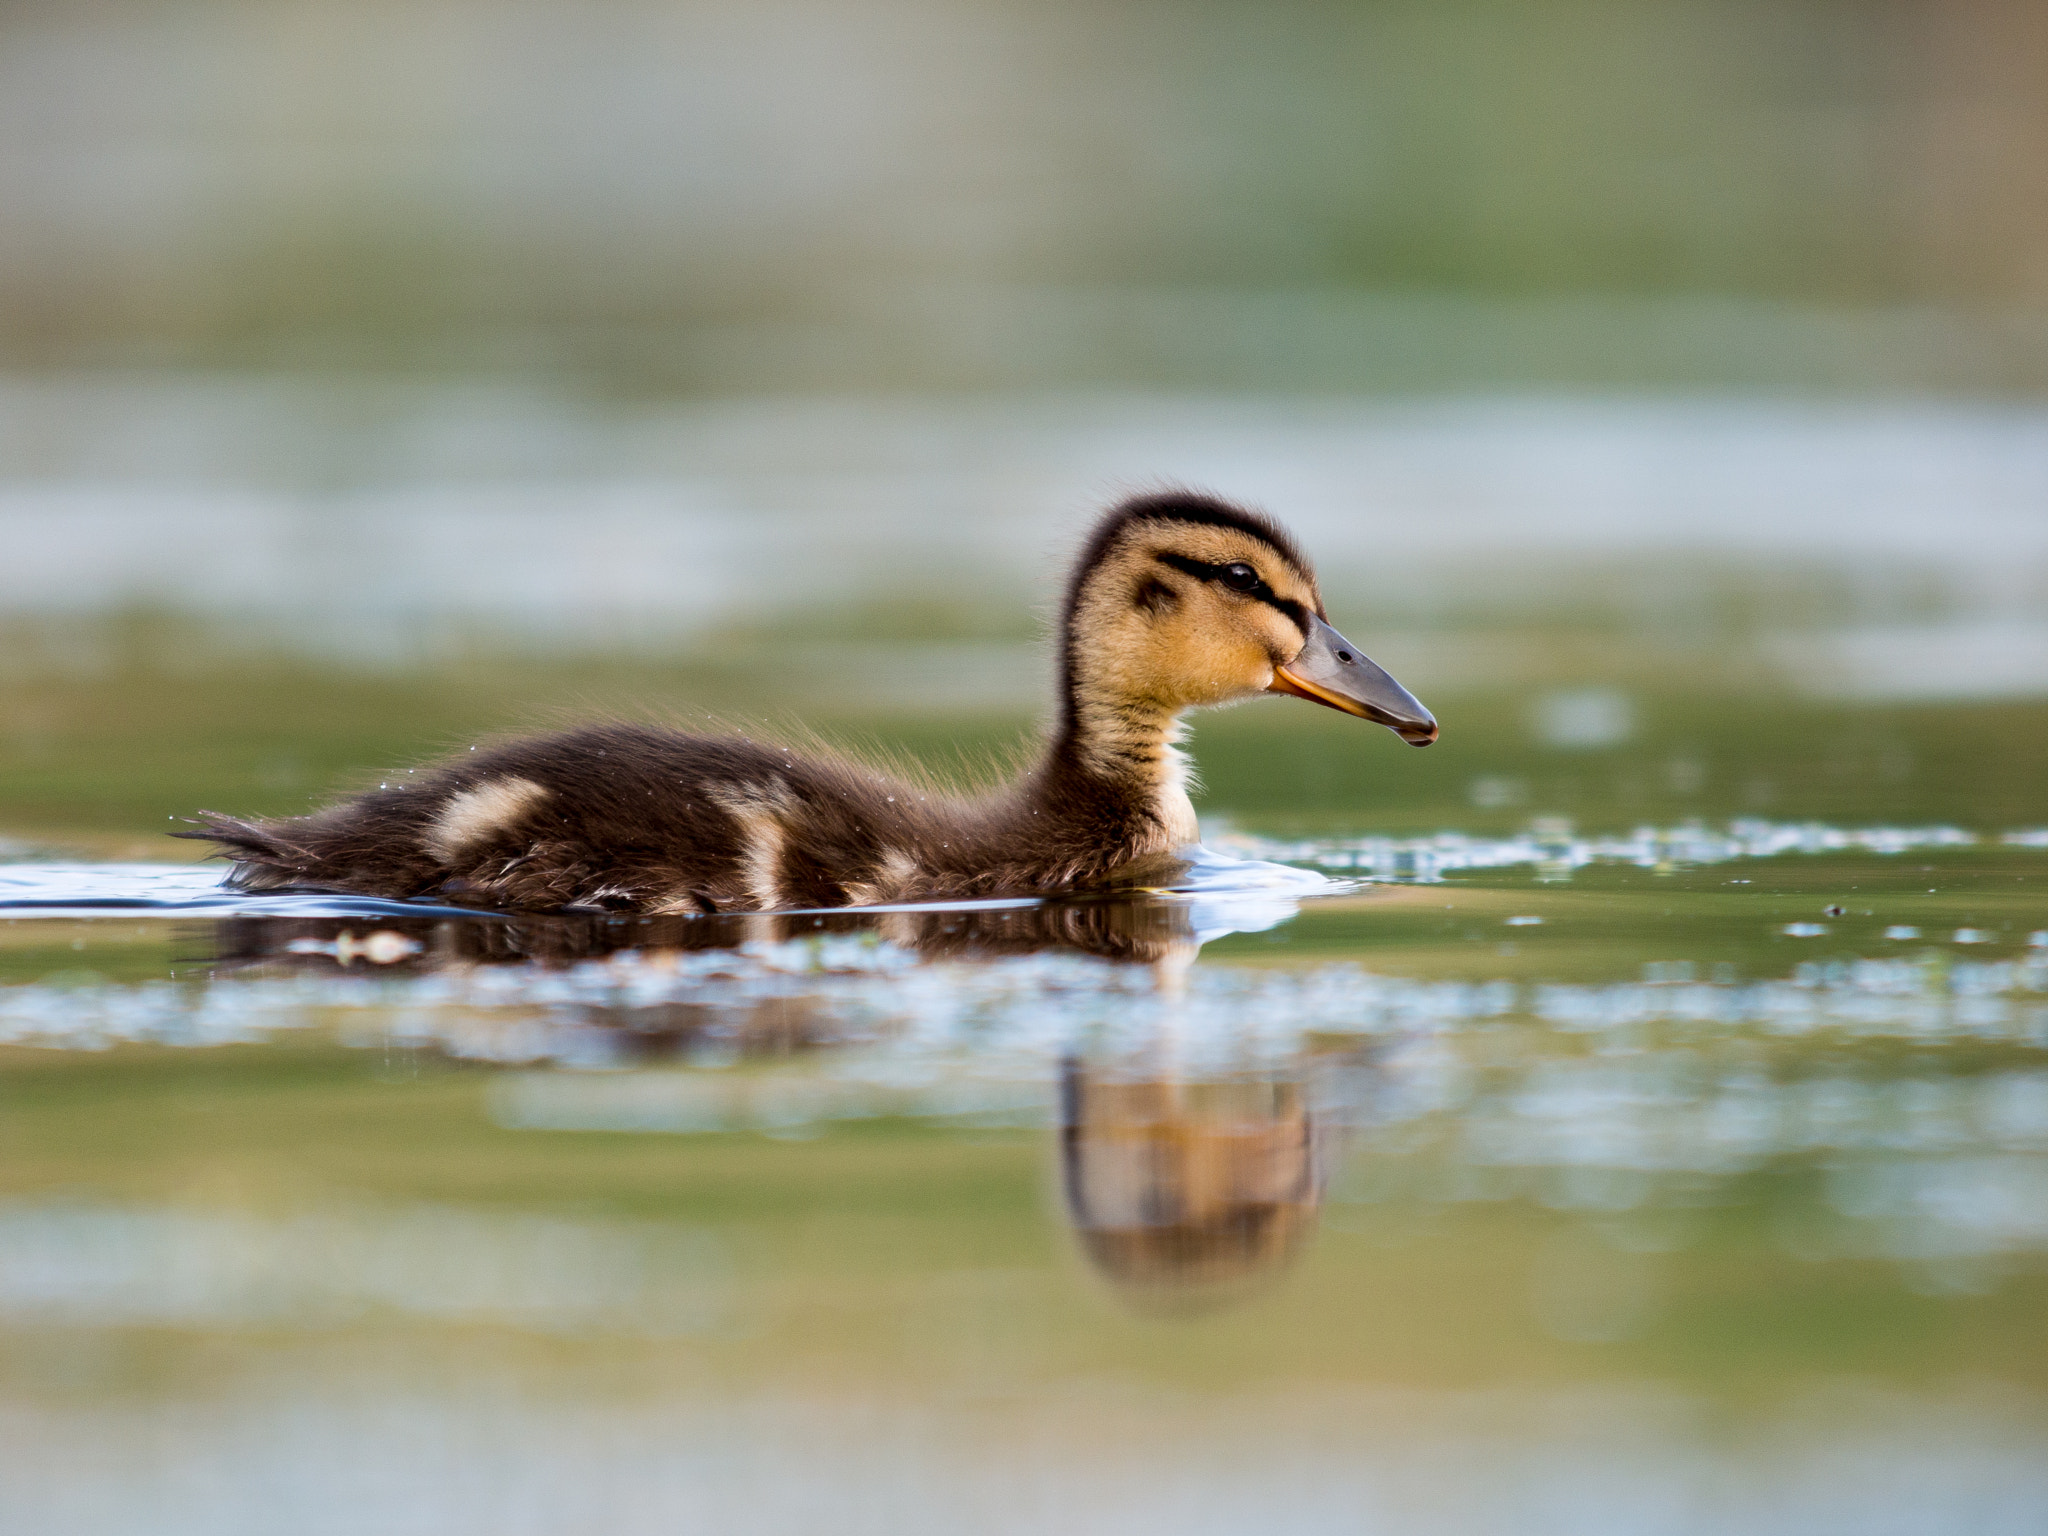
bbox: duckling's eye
[1220,562,1259,591]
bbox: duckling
[179,492,1436,913]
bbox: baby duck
[181,492,1436,913]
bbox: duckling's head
[1060,1061,1324,1309]
[1061,492,1437,745]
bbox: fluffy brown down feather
[181,721,1183,912]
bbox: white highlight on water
[1209,818,2000,884]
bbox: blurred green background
[7,0,2048,389]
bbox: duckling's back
[181,723,955,914]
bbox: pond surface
[4,823,2046,1534]
[3,375,2046,1530]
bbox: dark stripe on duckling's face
[1152,552,1312,638]
[1132,575,1181,617]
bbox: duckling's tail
[171,813,320,890]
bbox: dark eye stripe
[1155,552,1310,633]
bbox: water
[3,371,2046,1529]
[3,825,2046,1533]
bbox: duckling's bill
[1267,615,1438,745]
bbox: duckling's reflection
[201,892,1363,1308]
[202,900,1221,1068]
[1058,1040,1383,1309]
[204,893,1212,974]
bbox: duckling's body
[194,723,1188,912]
[182,494,1435,912]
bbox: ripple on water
[1208,818,1999,882]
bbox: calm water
[4,822,2046,1534]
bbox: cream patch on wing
[707,779,796,912]
[423,777,551,863]
[647,890,713,917]
[843,846,919,906]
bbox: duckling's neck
[1045,688,1200,852]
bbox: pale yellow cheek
[1170,640,1276,707]
[1089,596,1285,708]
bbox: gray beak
[1265,615,1438,746]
